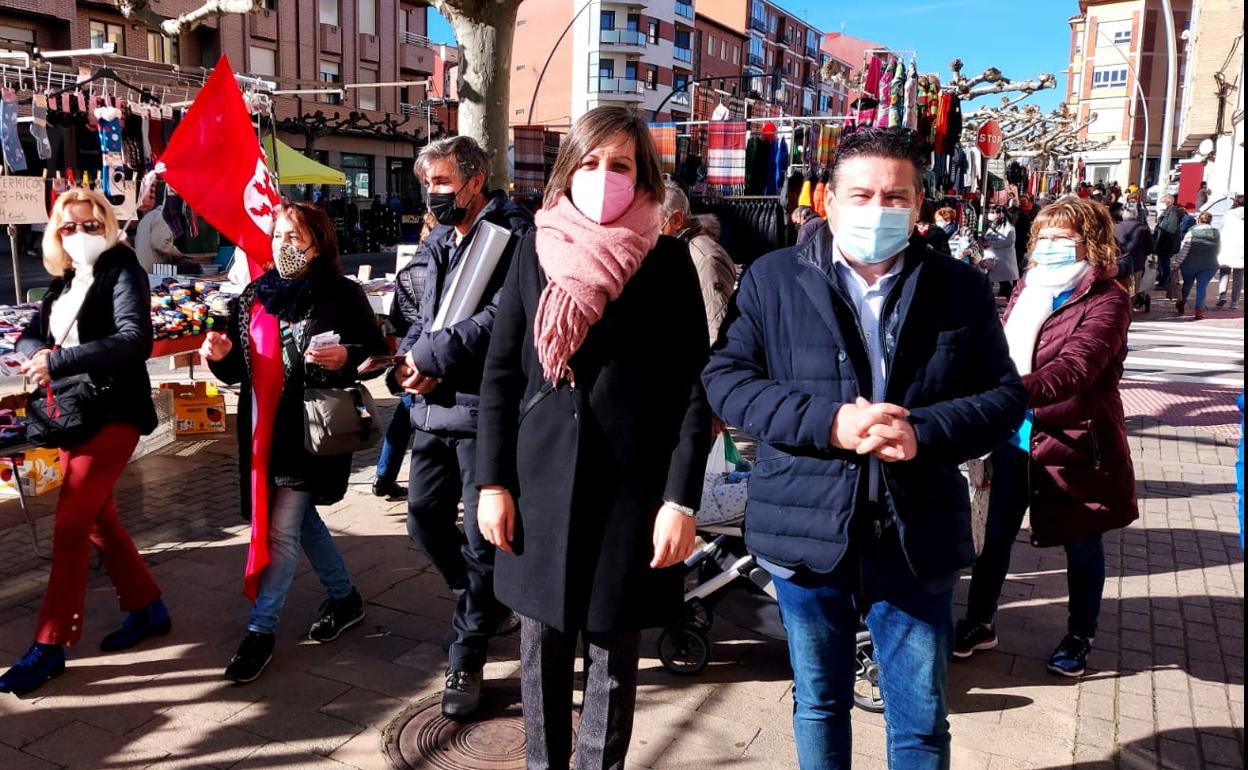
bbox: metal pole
[7,224,21,304]
[1095,28,1149,192]
[1157,0,1179,214]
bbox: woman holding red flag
[201,202,387,683]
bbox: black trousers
[520,615,641,770]
[406,428,502,671]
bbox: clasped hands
[19,349,52,388]
[830,397,918,462]
[395,352,439,396]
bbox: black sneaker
[224,631,275,683]
[1216,298,1227,308]
[1047,634,1092,677]
[308,588,365,643]
[441,667,483,719]
[372,477,407,499]
[953,619,998,659]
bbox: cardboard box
[161,382,227,435]
[0,447,64,498]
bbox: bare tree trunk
[435,0,521,189]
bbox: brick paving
[0,391,1241,769]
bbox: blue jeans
[772,534,954,770]
[967,446,1107,638]
[1181,266,1218,312]
[375,395,414,482]
[249,488,354,634]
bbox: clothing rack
[672,115,852,128]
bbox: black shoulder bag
[25,294,109,449]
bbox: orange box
[160,382,227,435]
[0,447,64,498]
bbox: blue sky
[427,1,1073,112]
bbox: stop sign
[976,120,1004,159]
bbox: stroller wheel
[686,599,713,632]
[853,630,885,713]
[658,625,710,676]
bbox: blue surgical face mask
[831,200,915,264]
[1031,238,1080,267]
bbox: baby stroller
[655,438,885,713]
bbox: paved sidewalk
[0,398,1241,769]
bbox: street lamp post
[1094,28,1150,192]
[1158,0,1179,212]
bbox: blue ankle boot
[100,598,172,653]
[0,643,65,696]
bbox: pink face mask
[571,169,636,224]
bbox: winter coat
[797,215,827,246]
[678,215,737,344]
[1115,219,1155,275]
[916,223,951,256]
[475,233,712,633]
[703,229,1028,578]
[1154,205,1189,257]
[19,243,158,436]
[1219,207,1244,269]
[396,191,535,436]
[984,221,1019,282]
[1002,267,1138,547]
[1177,224,1222,273]
[209,263,389,519]
[390,247,433,339]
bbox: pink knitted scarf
[533,192,661,382]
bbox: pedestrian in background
[661,180,735,343]
[1216,196,1244,310]
[915,201,952,256]
[1113,205,1154,292]
[1011,194,1037,274]
[1174,211,1222,320]
[393,135,534,718]
[1154,195,1188,289]
[792,205,826,246]
[704,127,1027,770]
[957,196,1137,678]
[983,205,1019,297]
[202,202,388,683]
[1,189,168,697]
[476,106,711,770]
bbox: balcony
[749,15,768,33]
[590,77,646,98]
[251,8,278,41]
[673,47,693,66]
[400,33,435,75]
[675,0,693,20]
[600,28,647,48]
[806,46,818,60]
[748,52,764,68]
[400,103,433,118]
[319,23,342,55]
[358,33,380,63]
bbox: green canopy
[263,137,347,186]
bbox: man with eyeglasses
[704,128,1028,769]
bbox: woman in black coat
[475,106,712,770]
[201,202,387,684]
[1,189,166,697]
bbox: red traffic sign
[976,120,1004,159]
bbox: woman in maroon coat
[954,196,1138,677]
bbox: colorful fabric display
[95,106,124,196]
[707,121,747,195]
[648,122,677,175]
[0,89,28,172]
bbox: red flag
[156,55,278,271]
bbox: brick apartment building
[0,0,442,202]
[692,13,745,121]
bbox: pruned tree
[962,100,1113,158]
[428,0,522,188]
[947,59,1057,102]
[116,0,260,38]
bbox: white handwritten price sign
[0,177,47,225]
[111,180,138,221]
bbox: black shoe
[308,588,365,643]
[1175,299,1186,315]
[1047,634,1093,677]
[1217,298,1227,308]
[952,619,998,659]
[441,667,483,719]
[100,598,172,653]
[224,631,275,683]
[372,477,406,498]
[0,643,65,696]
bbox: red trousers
[35,423,162,646]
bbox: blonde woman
[1,189,167,696]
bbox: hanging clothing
[904,60,920,131]
[706,121,747,195]
[648,122,677,175]
[1,89,29,172]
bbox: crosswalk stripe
[1144,346,1245,360]
[1129,333,1243,348]
[1131,324,1245,340]
[1124,372,1244,387]
[1124,355,1244,371]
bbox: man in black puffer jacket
[392,136,534,719]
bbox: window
[147,31,178,64]
[721,39,727,61]
[358,68,378,110]
[769,14,778,35]
[89,21,125,54]
[648,20,659,45]
[358,0,377,36]
[646,65,658,90]
[516,64,525,71]
[599,58,615,80]
[1092,65,1128,89]
[675,30,691,50]
[600,10,616,30]
[748,36,764,67]
[259,0,276,9]
[673,73,689,93]
[626,14,640,31]
[249,46,276,76]
[733,45,740,65]
[319,60,341,104]
[707,33,716,56]
[318,0,339,25]
[625,61,638,82]
[1098,19,1132,47]
[766,49,773,67]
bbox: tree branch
[116,0,261,38]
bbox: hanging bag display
[25,294,108,449]
[281,321,380,456]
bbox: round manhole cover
[383,683,579,769]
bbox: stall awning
[263,137,347,186]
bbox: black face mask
[428,182,471,227]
